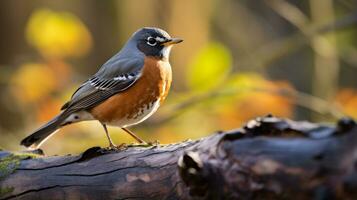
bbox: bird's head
[129,27,183,60]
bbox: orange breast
[90,57,172,126]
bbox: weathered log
[1,116,357,200]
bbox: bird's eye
[146,36,157,46]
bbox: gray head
[126,27,183,60]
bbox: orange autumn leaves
[11,63,56,103]
[10,9,92,122]
[184,42,294,128]
[335,89,357,118]
[216,74,295,129]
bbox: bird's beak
[162,38,183,46]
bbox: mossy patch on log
[0,186,14,198]
[0,152,39,197]
[0,152,39,179]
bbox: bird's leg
[101,123,116,148]
[121,127,147,144]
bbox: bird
[20,27,183,149]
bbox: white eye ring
[146,36,157,46]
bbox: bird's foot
[105,143,128,151]
[148,140,160,146]
[126,140,160,148]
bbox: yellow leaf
[26,8,92,58]
[187,42,232,92]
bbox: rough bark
[1,116,357,200]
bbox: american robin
[21,27,183,149]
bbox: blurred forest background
[0,0,356,155]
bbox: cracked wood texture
[1,116,357,200]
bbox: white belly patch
[107,100,161,128]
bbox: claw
[148,140,160,146]
[105,143,128,151]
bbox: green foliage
[0,187,14,198]
[335,28,357,49]
[0,152,39,180]
[0,155,20,180]
[0,152,39,197]
[187,42,232,92]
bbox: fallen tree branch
[1,116,357,199]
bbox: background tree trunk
[1,116,357,200]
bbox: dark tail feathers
[21,112,69,148]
